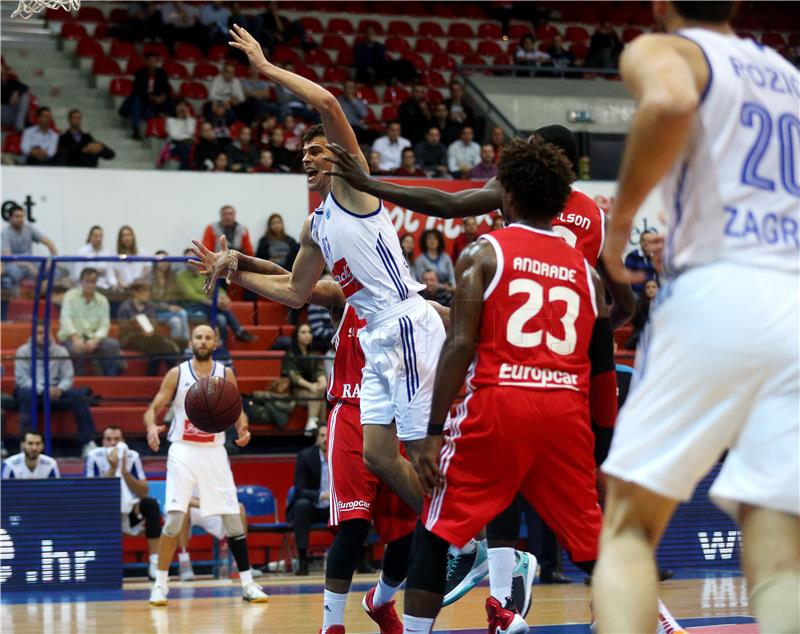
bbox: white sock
[488,547,515,603]
[448,538,477,557]
[178,551,190,564]
[322,590,347,630]
[372,575,400,608]
[155,569,169,589]
[403,614,434,633]
[149,553,159,565]
[239,569,253,586]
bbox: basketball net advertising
[11,0,79,20]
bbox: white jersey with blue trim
[309,192,425,318]
[1,452,59,479]
[167,360,227,446]
[660,28,800,277]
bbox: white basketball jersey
[167,360,227,446]
[1,453,59,479]
[660,29,800,277]
[310,192,424,318]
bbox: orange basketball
[184,376,242,434]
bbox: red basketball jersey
[551,188,606,266]
[327,303,366,406]
[469,225,598,399]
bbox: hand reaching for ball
[147,424,166,452]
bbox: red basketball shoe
[485,596,529,634]
[362,587,402,634]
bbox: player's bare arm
[595,257,635,328]
[324,142,503,218]
[120,458,149,499]
[603,34,706,283]
[416,241,496,493]
[144,366,179,452]
[224,366,251,448]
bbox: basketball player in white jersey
[143,324,267,605]
[593,3,799,633]
[1,431,59,479]
[223,25,444,520]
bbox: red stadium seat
[564,26,590,42]
[272,45,302,65]
[327,18,354,34]
[426,88,444,103]
[76,38,104,59]
[381,105,398,121]
[446,39,473,56]
[430,54,456,71]
[462,4,485,19]
[323,66,349,83]
[93,24,110,39]
[2,132,22,155]
[383,86,410,105]
[415,38,442,55]
[335,49,354,66]
[492,54,513,66]
[109,40,137,60]
[569,42,589,60]
[508,23,532,39]
[143,42,170,58]
[175,42,204,62]
[305,48,333,66]
[299,17,324,34]
[418,21,444,38]
[77,5,105,22]
[477,22,502,39]
[91,57,121,76]
[476,40,503,56]
[447,22,475,38]
[356,85,379,104]
[419,69,446,87]
[163,60,189,80]
[385,37,410,55]
[388,21,414,37]
[321,34,348,54]
[462,54,487,67]
[109,77,133,97]
[208,45,230,63]
[146,116,167,138]
[180,81,209,100]
[630,8,654,27]
[324,84,343,98]
[294,65,319,81]
[403,52,427,71]
[622,28,644,43]
[60,23,87,41]
[357,19,383,35]
[536,24,560,41]
[125,57,144,74]
[761,32,786,48]
[192,62,219,80]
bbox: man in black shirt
[56,109,116,168]
[1,62,29,132]
[123,52,171,139]
[413,126,448,177]
[398,85,432,145]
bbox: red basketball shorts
[327,401,417,543]
[424,386,602,562]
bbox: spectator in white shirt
[164,99,196,170]
[20,106,58,166]
[115,225,150,289]
[2,431,60,479]
[209,63,245,113]
[371,121,411,172]
[75,225,116,289]
[447,126,481,178]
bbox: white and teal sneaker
[442,539,489,606]
[510,550,537,619]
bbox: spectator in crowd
[414,228,455,292]
[74,225,115,290]
[452,216,479,261]
[548,35,576,74]
[431,102,461,145]
[213,151,229,174]
[255,213,298,270]
[1,430,60,479]
[158,2,204,53]
[338,79,371,143]
[114,225,150,289]
[367,150,388,176]
[267,127,296,172]
[273,63,318,122]
[586,22,623,69]
[107,2,161,43]
[287,424,329,575]
[58,267,122,376]
[1,204,57,289]
[625,279,659,350]
[399,84,432,145]
[414,126,449,178]
[282,323,327,436]
[354,25,388,86]
[241,66,276,123]
[163,99,196,170]
[150,251,191,347]
[124,52,171,140]
[20,106,58,166]
[208,63,245,115]
[399,233,416,276]
[307,275,335,353]
[624,231,660,295]
[393,147,426,177]
[175,248,254,344]
[281,114,305,151]
[515,34,551,76]
[228,125,260,173]
[193,121,223,171]
[490,126,506,161]
[468,144,499,179]
[371,121,411,172]
[117,280,181,375]
[254,113,278,149]
[419,269,452,307]
[199,1,230,49]
[1,61,30,132]
[258,0,311,52]
[202,205,254,256]
[56,109,115,168]
[86,425,162,580]
[14,324,96,455]
[253,149,277,173]
[447,126,481,178]
[491,215,505,231]
[205,100,235,145]
[445,81,475,129]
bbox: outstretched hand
[228,24,271,74]
[322,143,374,192]
[189,236,239,294]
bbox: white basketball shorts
[190,508,226,539]
[359,295,447,442]
[165,441,239,517]
[603,262,800,517]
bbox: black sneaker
[511,550,537,619]
[442,541,489,606]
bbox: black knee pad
[406,522,449,596]
[487,496,521,543]
[382,530,414,582]
[325,519,371,580]
[139,496,162,539]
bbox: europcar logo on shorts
[338,500,370,511]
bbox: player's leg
[404,522,451,630]
[177,511,195,581]
[219,513,268,602]
[136,497,162,580]
[322,518,372,633]
[362,423,423,513]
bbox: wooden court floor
[1,571,754,634]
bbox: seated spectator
[107,1,161,43]
[192,122,223,171]
[338,79,372,144]
[212,152,230,172]
[254,113,278,149]
[490,126,506,161]
[400,233,416,277]
[1,61,29,132]
[1,430,60,479]
[199,1,230,49]
[267,127,296,172]
[118,280,181,375]
[58,267,122,376]
[515,34,551,76]
[56,109,115,168]
[419,269,453,307]
[414,126,449,178]
[114,225,150,289]
[14,324,96,455]
[447,126,481,178]
[282,323,327,435]
[150,251,190,346]
[414,229,455,292]
[431,102,461,145]
[586,22,623,69]
[203,205,254,256]
[452,216,479,261]
[354,25,388,86]
[624,231,659,295]
[393,147,426,177]
[258,0,311,52]
[287,425,329,575]
[367,150,388,176]
[273,64,318,122]
[255,213,298,270]
[468,144,498,180]
[241,67,277,123]
[122,52,171,140]
[159,2,205,54]
[1,204,57,290]
[253,149,278,173]
[548,35,576,74]
[21,106,58,166]
[228,126,259,173]
[208,63,245,116]
[74,225,115,290]
[446,82,475,130]
[371,121,411,172]
[399,84,432,145]
[163,99,196,170]
[205,100,235,146]
[85,425,162,580]
[624,279,659,350]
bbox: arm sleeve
[58,293,78,340]
[14,349,33,391]
[56,351,74,392]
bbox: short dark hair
[79,267,99,281]
[419,228,445,255]
[497,138,573,222]
[301,123,326,146]
[387,120,401,128]
[36,106,50,117]
[68,108,81,118]
[103,425,123,435]
[23,430,43,443]
[671,1,735,22]
[9,204,24,216]
[534,125,578,172]
[402,147,415,156]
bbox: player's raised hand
[146,424,165,452]
[323,143,373,191]
[228,24,271,74]
[189,236,238,294]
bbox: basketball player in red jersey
[398,138,605,633]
